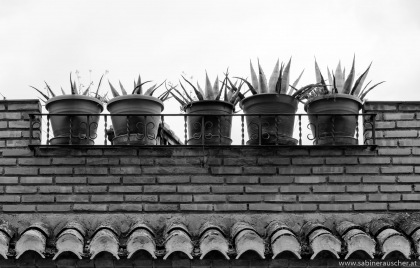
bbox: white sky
[1,0,420,107]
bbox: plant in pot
[170,72,243,145]
[107,76,170,145]
[236,59,314,145]
[302,57,385,145]
[31,73,106,145]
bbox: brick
[393,157,420,164]
[194,195,226,202]
[74,167,108,175]
[249,204,282,211]
[257,158,290,165]
[381,166,413,174]
[334,194,366,202]
[228,195,262,202]
[6,186,37,193]
[398,176,420,183]
[144,185,176,193]
[212,186,243,193]
[122,176,156,184]
[0,130,22,138]
[347,185,378,193]
[0,177,18,184]
[1,148,32,156]
[399,139,420,147]
[283,204,317,212]
[376,140,398,147]
[75,186,107,193]
[56,176,87,184]
[143,204,178,211]
[319,204,352,211]
[313,185,345,193]
[52,158,86,165]
[125,195,158,202]
[278,167,311,175]
[245,186,279,193]
[359,157,391,164]
[276,148,309,156]
[346,166,380,174]
[74,204,107,212]
[344,149,376,156]
[91,195,124,202]
[383,112,415,120]
[224,157,256,165]
[384,130,418,138]
[300,195,333,202]
[263,194,296,202]
[157,176,189,184]
[380,185,412,192]
[39,186,72,193]
[414,148,420,155]
[294,176,326,184]
[280,185,311,193]
[402,194,420,201]
[110,167,142,175]
[88,177,120,184]
[325,157,358,165]
[20,177,53,184]
[56,195,89,203]
[120,158,154,165]
[363,176,397,183]
[6,139,30,147]
[4,167,38,175]
[109,204,143,212]
[329,176,361,183]
[369,194,401,202]
[86,158,119,165]
[292,158,324,165]
[8,103,40,110]
[37,204,72,212]
[210,167,242,175]
[39,167,73,175]
[375,121,396,129]
[155,157,202,165]
[0,158,17,165]
[177,186,210,193]
[354,203,388,211]
[191,176,223,184]
[109,186,143,193]
[22,195,54,203]
[103,149,137,156]
[260,176,294,184]
[0,196,20,202]
[214,204,247,211]
[0,121,6,128]
[160,195,192,203]
[390,203,420,211]
[206,158,222,166]
[18,158,50,165]
[397,121,420,128]
[243,166,277,175]
[399,103,420,111]
[180,204,213,211]
[2,205,35,212]
[310,149,344,157]
[7,121,30,128]
[378,148,411,155]
[144,166,207,174]
[225,176,257,184]
[364,103,397,111]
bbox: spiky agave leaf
[171,83,190,104]
[181,75,203,100]
[351,62,372,96]
[70,73,77,95]
[280,58,291,94]
[250,60,259,94]
[257,60,268,94]
[197,82,205,98]
[95,74,105,99]
[204,72,216,100]
[359,81,385,100]
[342,56,355,94]
[144,80,166,96]
[327,67,333,92]
[268,59,280,93]
[288,69,305,95]
[233,77,258,96]
[61,87,66,95]
[335,61,344,93]
[179,80,194,102]
[119,81,128,95]
[30,86,50,101]
[108,81,120,98]
[44,81,56,97]
[314,59,322,84]
[275,63,284,93]
[133,81,152,94]
[215,76,225,101]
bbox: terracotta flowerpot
[183,100,234,145]
[241,93,299,145]
[45,95,104,145]
[107,95,164,145]
[304,94,363,145]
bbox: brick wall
[0,100,419,215]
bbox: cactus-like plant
[108,75,170,102]
[31,72,107,103]
[304,56,385,101]
[169,71,244,108]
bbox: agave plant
[31,72,107,103]
[169,71,244,108]
[305,56,385,101]
[108,75,170,102]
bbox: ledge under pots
[241,93,298,145]
[304,93,363,145]
[183,100,234,145]
[45,95,104,145]
[107,95,164,145]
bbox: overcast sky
[1,0,420,109]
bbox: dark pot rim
[45,95,104,112]
[182,100,234,112]
[304,93,363,112]
[107,94,165,111]
[240,93,299,110]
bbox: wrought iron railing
[29,113,377,146]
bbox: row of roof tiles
[1,218,419,260]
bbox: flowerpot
[183,100,234,145]
[304,94,363,145]
[240,93,299,145]
[45,95,104,145]
[107,95,164,145]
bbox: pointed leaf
[171,83,190,104]
[119,81,128,95]
[61,87,66,95]
[70,73,77,95]
[250,60,259,92]
[212,76,219,100]
[276,63,284,93]
[108,81,120,98]
[280,58,291,94]
[179,80,194,102]
[30,86,50,101]
[268,59,280,93]
[327,67,333,92]
[359,81,385,100]
[95,74,104,99]
[288,69,304,95]
[314,59,322,84]
[335,61,344,93]
[215,76,224,101]
[181,75,203,100]
[169,91,186,106]
[204,72,215,100]
[342,56,355,94]
[352,62,372,96]
[44,81,56,97]
[145,80,166,96]
[233,77,257,95]
[332,73,338,93]
[257,60,268,93]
